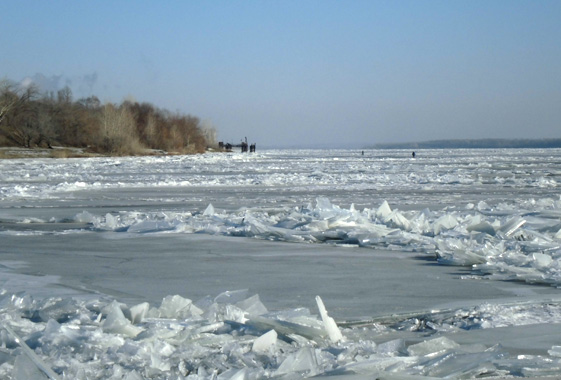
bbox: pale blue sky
[2,1,560,147]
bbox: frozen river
[1,148,561,379]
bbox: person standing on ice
[412,151,416,158]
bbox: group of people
[218,141,256,153]
[240,142,256,153]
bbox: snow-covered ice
[2,148,561,379]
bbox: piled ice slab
[2,291,561,379]
[73,195,561,287]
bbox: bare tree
[57,86,72,104]
[0,80,40,147]
[35,104,57,148]
[77,95,101,110]
[1,77,211,155]
[0,79,36,127]
[98,103,143,154]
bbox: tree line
[372,138,561,150]
[0,78,214,155]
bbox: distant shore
[0,146,191,159]
[371,138,561,149]
[3,138,561,159]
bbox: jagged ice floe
[2,149,561,378]
[3,289,561,379]
[63,195,561,288]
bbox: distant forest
[0,79,216,155]
[371,138,561,149]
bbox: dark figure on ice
[412,151,416,158]
[250,143,256,153]
[241,137,249,153]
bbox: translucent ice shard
[12,354,49,380]
[275,347,318,376]
[104,213,119,230]
[247,315,327,341]
[548,345,561,357]
[129,302,149,324]
[376,339,404,355]
[316,197,333,212]
[127,220,174,233]
[498,216,526,237]
[123,371,143,380]
[4,324,60,380]
[73,210,96,224]
[235,294,268,316]
[407,336,459,356]
[376,200,392,220]
[532,252,553,269]
[432,214,458,234]
[385,210,411,230]
[203,203,215,216]
[436,239,487,266]
[252,329,277,354]
[467,221,496,236]
[316,295,343,343]
[155,295,203,319]
[102,301,142,337]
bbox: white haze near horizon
[2,148,561,379]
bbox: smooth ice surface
[2,148,561,379]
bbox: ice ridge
[66,196,561,288]
[3,291,561,379]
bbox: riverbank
[0,146,193,159]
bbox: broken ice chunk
[123,371,143,380]
[407,336,460,356]
[437,248,487,266]
[235,294,268,316]
[385,210,411,230]
[12,354,48,380]
[477,201,490,211]
[316,296,343,343]
[376,200,392,220]
[129,302,149,324]
[246,315,326,341]
[498,216,526,237]
[252,329,277,354]
[104,213,119,230]
[376,339,405,355]
[74,210,96,224]
[548,346,561,357]
[102,301,143,337]
[5,324,61,380]
[157,295,203,319]
[432,214,458,235]
[467,221,496,236]
[275,347,318,376]
[316,197,333,211]
[203,203,215,216]
[532,252,553,269]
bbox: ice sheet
[2,148,561,378]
